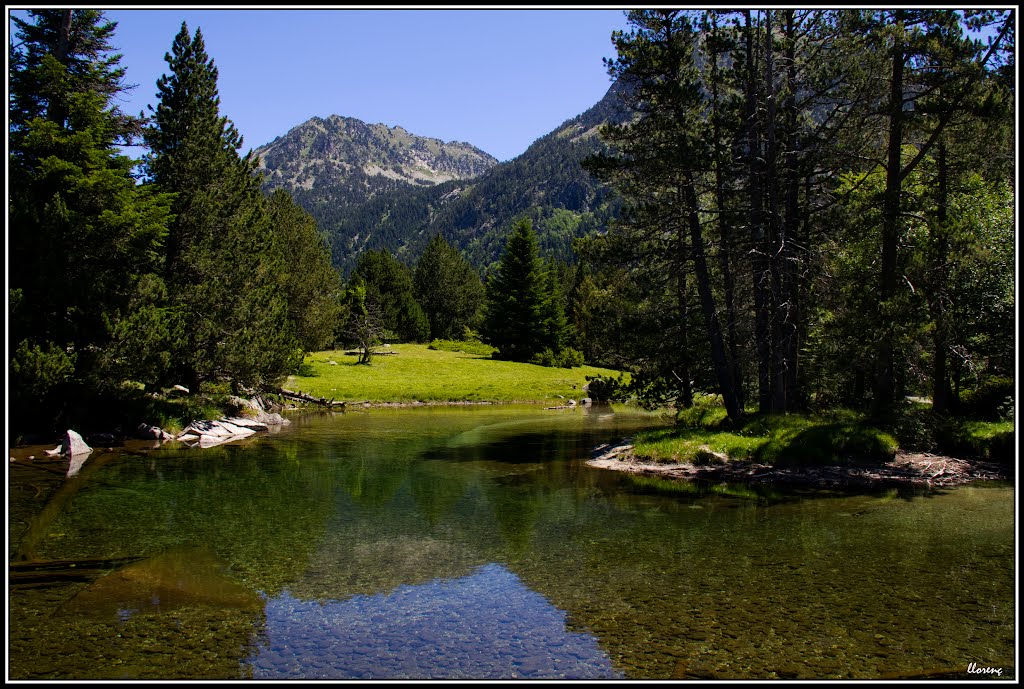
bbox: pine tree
[266,189,344,353]
[413,234,485,340]
[540,259,569,355]
[853,9,1014,413]
[9,9,141,140]
[482,219,550,362]
[143,22,300,390]
[9,9,173,431]
[589,9,743,421]
[349,250,429,343]
[338,279,385,364]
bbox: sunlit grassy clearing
[633,407,900,467]
[285,343,625,404]
[632,395,1015,466]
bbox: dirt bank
[588,439,1011,490]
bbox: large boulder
[177,418,264,447]
[222,416,270,432]
[253,409,289,426]
[137,423,173,441]
[61,429,92,457]
[57,429,93,477]
[229,395,263,413]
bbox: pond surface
[7,405,1016,680]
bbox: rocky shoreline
[588,439,1012,490]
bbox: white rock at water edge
[61,429,92,456]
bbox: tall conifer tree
[413,234,485,341]
[483,219,550,362]
[349,250,429,343]
[266,189,344,353]
[590,9,743,421]
[143,22,300,389]
[852,9,1014,412]
[9,9,173,431]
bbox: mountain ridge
[255,80,631,274]
[255,114,498,213]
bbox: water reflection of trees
[13,409,1010,680]
[32,441,336,596]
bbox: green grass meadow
[280,349,1012,467]
[633,414,901,467]
[284,344,623,404]
[630,396,1013,467]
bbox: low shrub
[529,347,585,368]
[586,374,627,401]
[675,394,729,429]
[635,407,899,468]
[295,360,318,377]
[530,348,559,368]
[558,347,584,368]
[959,376,1015,420]
[756,422,898,467]
[427,339,497,357]
[936,419,1015,462]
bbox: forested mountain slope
[257,81,631,274]
[254,115,498,251]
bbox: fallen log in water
[9,555,145,588]
[272,388,347,408]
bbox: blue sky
[15,8,633,162]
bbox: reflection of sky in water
[247,562,622,680]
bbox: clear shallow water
[250,563,621,680]
[7,405,1016,680]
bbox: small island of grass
[588,395,1014,490]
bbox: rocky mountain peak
[255,115,498,200]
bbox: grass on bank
[284,343,625,404]
[630,395,1014,467]
[10,343,619,444]
[633,407,900,468]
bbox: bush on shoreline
[427,338,497,357]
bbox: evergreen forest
[7,9,1016,452]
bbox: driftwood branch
[9,555,145,588]
[273,387,347,408]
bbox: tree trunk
[763,9,790,415]
[745,10,772,415]
[709,12,744,412]
[45,9,74,126]
[684,174,742,422]
[675,208,694,408]
[930,140,952,414]
[275,387,347,408]
[874,11,906,414]
[781,9,802,412]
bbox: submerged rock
[59,544,262,619]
